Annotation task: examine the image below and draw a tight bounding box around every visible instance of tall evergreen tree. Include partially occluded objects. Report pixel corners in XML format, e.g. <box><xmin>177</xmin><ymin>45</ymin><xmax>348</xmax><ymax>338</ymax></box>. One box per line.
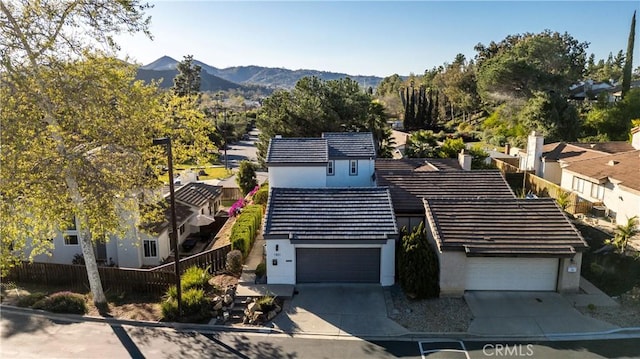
<box><xmin>172</xmin><ymin>55</ymin><xmax>202</xmax><ymax>97</ymax></box>
<box><xmin>622</xmin><ymin>11</ymin><xmax>636</xmax><ymax>99</ymax></box>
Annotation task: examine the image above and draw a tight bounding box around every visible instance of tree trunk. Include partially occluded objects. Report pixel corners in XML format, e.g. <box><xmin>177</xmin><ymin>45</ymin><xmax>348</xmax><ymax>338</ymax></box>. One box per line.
<box><xmin>67</xmin><ymin>201</ymin><xmax>107</xmax><ymax>307</ymax></box>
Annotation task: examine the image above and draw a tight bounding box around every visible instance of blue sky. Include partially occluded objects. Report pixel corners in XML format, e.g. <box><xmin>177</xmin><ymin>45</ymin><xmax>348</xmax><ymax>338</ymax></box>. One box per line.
<box><xmin>116</xmin><ymin>1</ymin><xmax>640</xmax><ymax>77</ymax></box>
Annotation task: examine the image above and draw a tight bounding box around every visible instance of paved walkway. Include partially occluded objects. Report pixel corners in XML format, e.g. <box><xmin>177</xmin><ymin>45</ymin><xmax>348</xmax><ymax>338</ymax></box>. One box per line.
<box><xmin>236</xmin><ymin>234</ymin><xmax>295</xmax><ymax>298</ymax></box>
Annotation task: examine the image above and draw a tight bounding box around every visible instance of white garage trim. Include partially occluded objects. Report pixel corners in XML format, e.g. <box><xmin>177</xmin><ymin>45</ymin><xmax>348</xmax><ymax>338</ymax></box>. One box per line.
<box><xmin>465</xmin><ymin>257</ymin><xmax>559</xmax><ymax>291</ymax></box>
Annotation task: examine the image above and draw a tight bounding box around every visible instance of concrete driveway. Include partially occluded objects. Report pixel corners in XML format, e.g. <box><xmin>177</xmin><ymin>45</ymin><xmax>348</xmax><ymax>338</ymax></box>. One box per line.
<box><xmin>464</xmin><ymin>291</ymin><xmax>619</xmax><ymax>337</ymax></box>
<box><xmin>269</xmin><ymin>284</ymin><xmax>409</xmax><ymax>337</ymax></box>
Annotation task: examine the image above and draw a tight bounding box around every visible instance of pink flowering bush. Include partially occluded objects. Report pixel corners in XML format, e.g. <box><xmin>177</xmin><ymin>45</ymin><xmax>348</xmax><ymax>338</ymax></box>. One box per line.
<box><xmin>227</xmin><ymin>198</ymin><xmax>246</xmax><ymax>217</ymax></box>
<box><xmin>248</xmin><ymin>185</ymin><xmax>260</xmax><ymax>197</ymax></box>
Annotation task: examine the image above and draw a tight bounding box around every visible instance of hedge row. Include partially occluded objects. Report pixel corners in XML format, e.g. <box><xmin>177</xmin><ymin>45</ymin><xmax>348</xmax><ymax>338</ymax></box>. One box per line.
<box><xmin>230</xmin><ymin>205</ymin><xmax>263</xmax><ymax>256</ymax></box>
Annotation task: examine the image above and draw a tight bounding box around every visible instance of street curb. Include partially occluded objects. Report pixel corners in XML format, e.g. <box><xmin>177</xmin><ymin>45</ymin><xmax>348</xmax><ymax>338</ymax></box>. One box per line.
<box><xmin>3</xmin><ymin>304</ymin><xmax>639</xmax><ymax>341</ymax></box>
<box><xmin>0</xmin><ymin>304</ymin><xmax>282</xmax><ymax>334</ymax></box>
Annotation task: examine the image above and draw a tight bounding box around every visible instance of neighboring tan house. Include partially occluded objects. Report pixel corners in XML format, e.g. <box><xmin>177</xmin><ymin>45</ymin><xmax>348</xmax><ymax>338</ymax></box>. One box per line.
<box><xmin>263</xmin><ymin>187</ymin><xmax>398</xmax><ymax>286</ymax></box>
<box><xmin>561</xmin><ymin>150</ymin><xmax>640</xmax><ymax>224</ymax></box>
<box><xmin>266</xmin><ymin>132</ymin><xmax>376</xmax><ymax>188</ymax></box>
<box><xmin>377</xmin><ymin>170</ymin><xmax>515</xmax><ymax>231</ymax></box>
<box><xmin>424</xmin><ymin>198</ymin><xmax>588</xmax><ymax>296</ymax></box>
<box><xmin>31</xmin><ymin>181</ymin><xmax>222</xmax><ymax>268</ymax></box>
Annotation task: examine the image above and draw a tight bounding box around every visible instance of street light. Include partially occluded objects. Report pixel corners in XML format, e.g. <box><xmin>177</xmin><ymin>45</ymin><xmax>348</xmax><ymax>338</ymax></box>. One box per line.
<box><xmin>223</xmin><ymin>109</ymin><xmax>229</xmax><ymax>170</ymax></box>
<box><xmin>152</xmin><ymin>136</ymin><xmax>181</xmax><ymax>318</ymax></box>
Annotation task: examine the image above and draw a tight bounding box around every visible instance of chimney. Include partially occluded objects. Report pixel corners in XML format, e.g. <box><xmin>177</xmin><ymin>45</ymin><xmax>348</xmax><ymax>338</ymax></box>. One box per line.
<box><xmin>632</xmin><ymin>126</ymin><xmax>640</xmax><ymax>150</ymax></box>
<box><xmin>504</xmin><ymin>143</ymin><xmax>511</xmax><ymax>155</ymax></box>
<box><xmin>458</xmin><ymin>149</ymin><xmax>472</xmax><ymax>171</ymax></box>
<box><xmin>521</xmin><ymin>131</ymin><xmax>544</xmax><ymax>176</ymax></box>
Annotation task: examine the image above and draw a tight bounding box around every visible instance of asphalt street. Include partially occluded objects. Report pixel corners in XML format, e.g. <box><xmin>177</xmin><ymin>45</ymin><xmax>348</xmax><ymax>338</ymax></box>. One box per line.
<box><xmin>2</xmin><ymin>310</ymin><xmax>640</xmax><ymax>359</ymax></box>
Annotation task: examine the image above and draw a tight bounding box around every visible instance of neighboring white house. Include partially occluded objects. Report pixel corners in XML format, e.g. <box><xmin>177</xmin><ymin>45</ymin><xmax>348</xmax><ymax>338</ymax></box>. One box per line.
<box><xmin>263</xmin><ymin>187</ymin><xmax>398</xmax><ymax>286</ymax></box>
<box><xmin>519</xmin><ymin>131</ymin><xmax>636</xmax><ymax>185</ymax></box>
<box><xmin>518</xmin><ymin>127</ymin><xmax>640</xmax><ymax>224</ymax></box>
<box><xmin>560</xmin><ymin>149</ymin><xmax>640</xmax><ymax>224</ymax></box>
<box><xmin>30</xmin><ymin>181</ymin><xmax>222</xmax><ymax>268</ymax></box>
<box><xmin>266</xmin><ymin>132</ymin><xmax>376</xmax><ymax>188</ymax></box>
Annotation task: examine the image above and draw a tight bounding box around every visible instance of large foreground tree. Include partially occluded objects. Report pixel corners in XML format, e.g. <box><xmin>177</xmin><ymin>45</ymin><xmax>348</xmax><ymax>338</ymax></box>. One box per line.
<box><xmin>0</xmin><ymin>0</ymin><xmax>159</xmax><ymax>306</ymax></box>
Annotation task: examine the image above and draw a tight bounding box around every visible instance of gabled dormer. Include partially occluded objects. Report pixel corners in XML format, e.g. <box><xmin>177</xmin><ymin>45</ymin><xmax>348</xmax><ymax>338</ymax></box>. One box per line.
<box><xmin>265</xmin><ymin>132</ymin><xmax>377</xmax><ymax>188</ymax></box>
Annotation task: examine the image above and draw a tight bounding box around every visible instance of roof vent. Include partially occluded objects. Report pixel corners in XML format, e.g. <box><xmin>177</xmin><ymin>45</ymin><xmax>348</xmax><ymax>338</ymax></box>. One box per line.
<box><xmin>607</xmin><ymin>160</ymin><xmax>619</xmax><ymax>166</ymax></box>
<box><xmin>590</xmin><ymin>144</ymin><xmax>596</xmax><ymax>148</ymax></box>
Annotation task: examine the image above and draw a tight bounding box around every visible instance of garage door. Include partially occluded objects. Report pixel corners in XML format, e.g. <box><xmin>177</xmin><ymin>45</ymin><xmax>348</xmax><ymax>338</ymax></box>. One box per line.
<box><xmin>296</xmin><ymin>248</ymin><xmax>380</xmax><ymax>283</ymax></box>
<box><xmin>465</xmin><ymin>257</ymin><xmax>558</xmax><ymax>291</ymax></box>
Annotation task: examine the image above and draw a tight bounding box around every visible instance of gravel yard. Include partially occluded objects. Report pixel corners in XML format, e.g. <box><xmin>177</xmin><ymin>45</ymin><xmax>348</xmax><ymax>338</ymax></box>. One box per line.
<box><xmin>386</xmin><ymin>284</ymin><xmax>472</xmax><ymax>332</ymax></box>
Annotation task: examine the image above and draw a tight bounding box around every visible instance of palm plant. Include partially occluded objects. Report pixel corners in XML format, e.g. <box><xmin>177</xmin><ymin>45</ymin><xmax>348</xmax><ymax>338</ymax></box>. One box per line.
<box><xmin>605</xmin><ymin>216</ymin><xmax>639</xmax><ymax>254</ymax></box>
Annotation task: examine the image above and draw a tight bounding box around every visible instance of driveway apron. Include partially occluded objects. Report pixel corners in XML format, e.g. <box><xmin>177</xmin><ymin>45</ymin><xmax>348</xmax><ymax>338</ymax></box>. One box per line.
<box><xmin>464</xmin><ymin>291</ymin><xmax>619</xmax><ymax>337</ymax></box>
<box><xmin>269</xmin><ymin>284</ymin><xmax>409</xmax><ymax>337</ymax></box>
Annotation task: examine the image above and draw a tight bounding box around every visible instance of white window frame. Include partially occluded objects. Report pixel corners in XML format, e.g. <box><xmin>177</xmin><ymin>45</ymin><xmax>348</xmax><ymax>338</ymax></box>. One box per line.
<box><xmin>572</xmin><ymin>176</ymin><xmax>585</xmax><ymax>193</ymax></box>
<box><xmin>349</xmin><ymin>160</ymin><xmax>358</xmax><ymax>176</ymax></box>
<box><xmin>143</xmin><ymin>239</ymin><xmax>158</xmax><ymax>258</ymax></box>
<box><xmin>64</xmin><ymin>234</ymin><xmax>79</xmax><ymax>246</ymax></box>
<box><xmin>591</xmin><ymin>183</ymin><xmax>605</xmax><ymax>200</ymax></box>
<box><xmin>327</xmin><ymin>160</ymin><xmax>335</xmax><ymax>176</ymax></box>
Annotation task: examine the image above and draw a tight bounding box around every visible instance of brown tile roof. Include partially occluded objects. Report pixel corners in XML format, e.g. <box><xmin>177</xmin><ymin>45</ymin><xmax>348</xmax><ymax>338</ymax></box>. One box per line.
<box><xmin>424</xmin><ymin>198</ymin><xmax>588</xmax><ymax>257</ymax></box>
<box><xmin>564</xmin><ymin>150</ymin><xmax>640</xmax><ymax>193</ymax></box>
<box><xmin>375</xmin><ymin>158</ymin><xmax>462</xmax><ymax>174</ymax></box>
<box><xmin>377</xmin><ymin>170</ymin><xmax>515</xmax><ymax>214</ymax></box>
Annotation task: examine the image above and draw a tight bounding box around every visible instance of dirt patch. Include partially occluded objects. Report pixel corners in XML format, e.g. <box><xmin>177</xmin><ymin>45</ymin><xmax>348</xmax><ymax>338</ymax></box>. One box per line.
<box><xmin>578</xmin><ymin>302</ymin><xmax>640</xmax><ymax>328</ymax></box>
<box><xmin>2</xmin><ymin>274</ymin><xmax>239</xmax><ymax>323</ymax></box>
<box><xmin>209</xmin><ymin>274</ymin><xmax>239</xmax><ymax>290</ymax></box>
<box><xmin>388</xmin><ymin>284</ymin><xmax>471</xmax><ymax>332</ymax></box>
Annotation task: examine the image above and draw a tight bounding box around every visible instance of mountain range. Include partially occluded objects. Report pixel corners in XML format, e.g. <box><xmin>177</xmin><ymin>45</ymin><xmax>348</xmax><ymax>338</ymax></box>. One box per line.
<box><xmin>136</xmin><ymin>56</ymin><xmax>383</xmax><ymax>92</ymax></box>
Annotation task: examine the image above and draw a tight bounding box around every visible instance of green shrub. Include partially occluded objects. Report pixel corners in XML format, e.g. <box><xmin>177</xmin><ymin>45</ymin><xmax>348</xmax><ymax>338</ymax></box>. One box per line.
<box><xmin>161</xmin><ymin>288</ymin><xmax>211</xmax><ymax>322</ymax></box>
<box><xmin>253</xmin><ymin>188</ymin><xmax>269</xmax><ymax>205</ymax></box>
<box><xmin>230</xmin><ymin>205</ymin><xmax>263</xmax><ymax>256</ymax></box>
<box><xmin>161</xmin><ymin>298</ymin><xmax>179</xmax><ymax>320</ymax></box>
<box><xmin>255</xmin><ymin>295</ymin><xmax>276</xmax><ymax>312</ymax></box>
<box><xmin>181</xmin><ymin>266</ymin><xmax>210</xmax><ymax>291</ymax></box>
<box><xmin>16</xmin><ymin>292</ymin><xmax>47</xmax><ymax>308</ymax></box>
<box><xmin>226</xmin><ymin>250</ymin><xmax>243</xmax><ymax>275</ymax></box>
<box><xmin>32</xmin><ymin>291</ymin><xmax>87</xmax><ymax>314</ymax></box>
<box><xmin>255</xmin><ymin>262</ymin><xmax>266</xmax><ymax>278</ymax></box>
<box><xmin>397</xmin><ymin>222</ymin><xmax>440</xmax><ymax>299</ymax></box>
<box><xmin>165</xmin><ymin>285</ymin><xmax>178</xmax><ymax>301</ymax></box>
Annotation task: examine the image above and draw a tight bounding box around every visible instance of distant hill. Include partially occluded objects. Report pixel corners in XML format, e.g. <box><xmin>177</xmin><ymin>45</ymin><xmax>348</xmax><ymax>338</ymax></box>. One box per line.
<box><xmin>137</xmin><ymin>56</ymin><xmax>245</xmax><ymax>92</ymax></box>
<box><xmin>138</xmin><ymin>56</ymin><xmax>384</xmax><ymax>90</ymax></box>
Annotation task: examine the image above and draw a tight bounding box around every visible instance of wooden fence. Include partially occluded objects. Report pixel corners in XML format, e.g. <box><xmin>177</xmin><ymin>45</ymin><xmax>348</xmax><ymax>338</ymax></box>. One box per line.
<box><xmin>221</xmin><ymin>187</ymin><xmax>242</xmax><ymax>201</ymax></box>
<box><xmin>152</xmin><ymin>244</ymin><xmax>231</xmax><ymax>274</ymax></box>
<box><xmin>492</xmin><ymin>158</ymin><xmax>593</xmax><ymax>215</ymax></box>
<box><xmin>525</xmin><ymin>173</ymin><xmax>592</xmax><ymax>215</ymax></box>
<box><xmin>5</xmin><ymin>262</ymin><xmax>175</xmax><ymax>294</ymax></box>
<box><xmin>492</xmin><ymin>158</ymin><xmax>521</xmax><ymax>174</ymax></box>
<box><xmin>5</xmin><ymin>244</ymin><xmax>232</xmax><ymax>294</ymax></box>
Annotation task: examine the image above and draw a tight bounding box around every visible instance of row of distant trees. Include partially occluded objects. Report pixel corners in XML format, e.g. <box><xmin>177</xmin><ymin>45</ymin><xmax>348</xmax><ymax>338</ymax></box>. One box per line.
<box><xmin>376</xmin><ymin>13</ymin><xmax>638</xmax><ymax>148</ymax></box>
